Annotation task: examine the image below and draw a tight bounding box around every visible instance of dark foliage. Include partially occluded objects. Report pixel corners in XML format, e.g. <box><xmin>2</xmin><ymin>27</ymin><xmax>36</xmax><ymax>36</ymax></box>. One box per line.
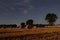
<box><xmin>33</xmin><ymin>24</ymin><xmax>45</xmax><ymax>27</ymax></box>
<box><xmin>0</xmin><ymin>24</ymin><xmax>17</xmax><ymax>28</ymax></box>
<box><xmin>26</xmin><ymin>19</ymin><xmax>33</xmax><ymax>29</ymax></box>
<box><xmin>45</xmin><ymin>13</ymin><xmax>58</xmax><ymax>25</ymax></box>
<box><xmin>26</xmin><ymin>19</ymin><xmax>33</xmax><ymax>25</ymax></box>
<box><xmin>21</xmin><ymin>22</ymin><xmax>26</xmax><ymax>28</ymax></box>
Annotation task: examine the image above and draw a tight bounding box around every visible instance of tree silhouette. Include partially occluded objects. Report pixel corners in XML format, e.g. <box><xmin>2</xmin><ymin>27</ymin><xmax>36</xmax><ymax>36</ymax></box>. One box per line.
<box><xmin>45</xmin><ymin>13</ymin><xmax>58</xmax><ymax>25</ymax></box>
<box><xmin>26</xmin><ymin>19</ymin><xmax>33</xmax><ymax>29</ymax></box>
<box><xmin>21</xmin><ymin>22</ymin><xmax>25</xmax><ymax>28</ymax></box>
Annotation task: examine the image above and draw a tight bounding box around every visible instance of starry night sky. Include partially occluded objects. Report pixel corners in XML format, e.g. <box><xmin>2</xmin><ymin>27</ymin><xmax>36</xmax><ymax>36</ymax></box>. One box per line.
<box><xmin>0</xmin><ymin>0</ymin><xmax>60</xmax><ymax>25</ymax></box>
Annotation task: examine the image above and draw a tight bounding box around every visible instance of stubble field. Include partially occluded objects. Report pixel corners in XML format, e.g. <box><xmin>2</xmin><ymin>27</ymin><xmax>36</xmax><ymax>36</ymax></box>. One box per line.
<box><xmin>0</xmin><ymin>26</ymin><xmax>60</xmax><ymax>40</ymax></box>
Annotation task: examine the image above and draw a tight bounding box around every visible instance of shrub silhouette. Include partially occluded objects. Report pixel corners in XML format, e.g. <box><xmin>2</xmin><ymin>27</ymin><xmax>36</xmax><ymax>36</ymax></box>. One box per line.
<box><xmin>26</xmin><ymin>19</ymin><xmax>33</xmax><ymax>29</ymax></box>
<box><xmin>21</xmin><ymin>22</ymin><xmax>26</xmax><ymax>28</ymax></box>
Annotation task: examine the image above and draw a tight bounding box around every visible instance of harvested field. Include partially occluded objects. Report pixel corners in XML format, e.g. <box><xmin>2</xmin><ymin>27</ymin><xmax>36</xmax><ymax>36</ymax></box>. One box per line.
<box><xmin>0</xmin><ymin>27</ymin><xmax>60</xmax><ymax>40</ymax></box>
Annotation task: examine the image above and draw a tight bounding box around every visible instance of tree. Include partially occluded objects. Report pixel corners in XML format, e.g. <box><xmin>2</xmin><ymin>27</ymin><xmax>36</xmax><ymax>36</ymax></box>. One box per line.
<box><xmin>21</xmin><ymin>22</ymin><xmax>25</xmax><ymax>28</ymax></box>
<box><xmin>26</xmin><ymin>19</ymin><xmax>33</xmax><ymax>29</ymax></box>
<box><xmin>45</xmin><ymin>13</ymin><xmax>58</xmax><ymax>25</ymax></box>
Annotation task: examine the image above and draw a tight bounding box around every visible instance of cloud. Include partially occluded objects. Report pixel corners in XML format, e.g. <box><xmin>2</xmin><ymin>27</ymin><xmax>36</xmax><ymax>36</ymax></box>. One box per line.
<box><xmin>24</xmin><ymin>5</ymin><xmax>34</xmax><ymax>14</ymax></box>
<box><xmin>24</xmin><ymin>9</ymin><xmax>28</xmax><ymax>14</ymax></box>
<box><xmin>24</xmin><ymin>0</ymin><xmax>30</xmax><ymax>3</ymax></box>
<box><xmin>23</xmin><ymin>0</ymin><xmax>30</xmax><ymax>14</ymax></box>
<box><xmin>29</xmin><ymin>5</ymin><xmax>34</xmax><ymax>9</ymax></box>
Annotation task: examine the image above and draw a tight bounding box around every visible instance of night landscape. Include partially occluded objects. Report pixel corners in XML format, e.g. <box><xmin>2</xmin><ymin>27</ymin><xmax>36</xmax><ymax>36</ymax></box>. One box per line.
<box><xmin>0</xmin><ymin>0</ymin><xmax>60</xmax><ymax>40</ymax></box>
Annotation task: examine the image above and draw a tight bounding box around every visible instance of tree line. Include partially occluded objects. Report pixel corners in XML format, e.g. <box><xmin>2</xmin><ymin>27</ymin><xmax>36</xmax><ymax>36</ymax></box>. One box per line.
<box><xmin>21</xmin><ymin>13</ymin><xmax>58</xmax><ymax>29</ymax></box>
<box><xmin>0</xmin><ymin>13</ymin><xmax>58</xmax><ymax>28</ymax></box>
